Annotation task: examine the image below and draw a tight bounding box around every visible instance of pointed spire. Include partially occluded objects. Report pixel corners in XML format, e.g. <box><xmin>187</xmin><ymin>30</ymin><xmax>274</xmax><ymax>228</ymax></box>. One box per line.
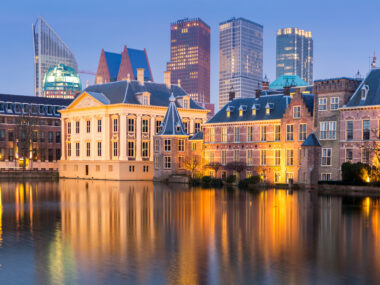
<box><xmin>157</xmin><ymin>93</ymin><xmax>187</xmax><ymax>136</ymax></box>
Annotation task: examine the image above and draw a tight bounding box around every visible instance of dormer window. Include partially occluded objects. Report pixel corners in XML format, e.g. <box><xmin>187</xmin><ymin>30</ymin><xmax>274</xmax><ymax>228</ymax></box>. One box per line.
<box><xmin>239</xmin><ymin>105</ymin><xmax>247</xmax><ymax>117</ymax></box>
<box><xmin>265</xmin><ymin>103</ymin><xmax>270</xmax><ymax>115</ymax></box>
<box><xmin>252</xmin><ymin>104</ymin><xmax>259</xmax><ymax>116</ymax></box>
<box><xmin>227</xmin><ymin>110</ymin><xmax>230</xmax><ymax>118</ymax></box>
<box><xmin>361</xmin><ymin>85</ymin><xmax>369</xmax><ymax>100</ymax></box>
<box><xmin>183</xmin><ymin>98</ymin><xmax>189</xmax><ymax>109</ymax></box>
<box><xmin>142</xmin><ymin>94</ymin><xmax>150</xmax><ymax>105</ymax></box>
<box><xmin>226</xmin><ymin>106</ymin><xmax>234</xmax><ymax>118</ymax></box>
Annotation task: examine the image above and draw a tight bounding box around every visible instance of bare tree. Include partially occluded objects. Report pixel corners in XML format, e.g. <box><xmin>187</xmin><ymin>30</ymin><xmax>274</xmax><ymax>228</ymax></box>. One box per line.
<box><xmin>205</xmin><ymin>162</ymin><xmax>222</xmax><ymax>177</ymax></box>
<box><xmin>226</xmin><ymin>161</ymin><xmax>247</xmax><ymax>178</ymax></box>
<box><xmin>15</xmin><ymin>112</ymin><xmax>38</xmax><ymax>170</ymax></box>
<box><xmin>183</xmin><ymin>154</ymin><xmax>201</xmax><ymax>178</ymax></box>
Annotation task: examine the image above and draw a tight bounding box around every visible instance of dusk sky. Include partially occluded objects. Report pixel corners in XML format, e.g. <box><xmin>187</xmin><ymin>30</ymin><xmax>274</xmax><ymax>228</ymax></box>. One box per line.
<box><xmin>1</xmin><ymin>0</ymin><xmax>379</xmax><ymax>106</ymax></box>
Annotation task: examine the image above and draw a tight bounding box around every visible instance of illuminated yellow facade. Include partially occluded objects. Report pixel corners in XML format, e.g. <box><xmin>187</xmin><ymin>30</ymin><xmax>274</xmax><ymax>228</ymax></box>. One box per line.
<box><xmin>59</xmin><ymin>73</ymin><xmax>208</xmax><ymax>180</ymax></box>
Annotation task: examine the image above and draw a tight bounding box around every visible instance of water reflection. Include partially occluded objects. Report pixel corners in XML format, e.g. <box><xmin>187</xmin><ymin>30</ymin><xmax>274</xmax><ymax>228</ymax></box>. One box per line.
<box><xmin>0</xmin><ymin>181</ymin><xmax>379</xmax><ymax>284</ymax></box>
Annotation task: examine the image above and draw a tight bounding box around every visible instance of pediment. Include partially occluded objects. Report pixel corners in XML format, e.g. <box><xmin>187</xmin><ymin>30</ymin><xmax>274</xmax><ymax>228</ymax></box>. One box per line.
<box><xmin>66</xmin><ymin>92</ymin><xmax>104</xmax><ymax>110</ymax></box>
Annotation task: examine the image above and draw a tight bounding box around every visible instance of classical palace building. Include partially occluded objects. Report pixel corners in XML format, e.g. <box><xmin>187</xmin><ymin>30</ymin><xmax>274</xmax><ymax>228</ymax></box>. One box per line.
<box><xmin>339</xmin><ymin>69</ymin><xmax>380</xmax><ymax>168</ymax></box>
<box><xmin>59</xmin><ymin>70</ymin><xmax>208</xmax><ymax>180</ymax></box>
<box><xmin>203</xmin><ymin>89</ymin><xmax>314</xmax><ymax>183</ymax></box>
<box><xmin>0</xmin><ymin>94</ymin><xmax>72</xmax><ymax>169</ymax></box>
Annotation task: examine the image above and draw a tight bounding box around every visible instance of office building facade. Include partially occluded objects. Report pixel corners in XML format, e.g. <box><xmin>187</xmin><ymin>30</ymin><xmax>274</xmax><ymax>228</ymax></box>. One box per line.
<box><xmin>167</xmin><ymin>18</ymin><xmax>210</xmax><ymax>105</ymax></box>
<box><xmin>219</xmin><ymin>18</ymin><xmax>263</xmax><ymax>109</ymax></box>
<box><xmin>276</xmin><ymin>28</ymin><xmax>313</xmax><ymax>84</ymax></box>
<box><xmin>33</xmin><ymin>16</ymin><xmax>78</xmax><ymax>97</ymax></box>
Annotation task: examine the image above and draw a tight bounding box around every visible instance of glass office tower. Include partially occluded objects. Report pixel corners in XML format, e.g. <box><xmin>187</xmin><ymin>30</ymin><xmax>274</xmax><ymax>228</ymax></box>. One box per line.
<box><xmin>167</xmin><ymin>18</ymin><xmax>210</xmax><ymax>104</ymax></box>
<box><xmin>219</xmin><ymin>17</ymin><xmax>263</xmax><ymax>109</ymax></box>
<box><xmin>276</xmin><ymin>28</ymin><xmax>313</xmax><ymax>85</ymax></box>
<box><xmin>33</xmin><ymin>16</ymin><xmax>78</xmax><ymax>97</ymax></box>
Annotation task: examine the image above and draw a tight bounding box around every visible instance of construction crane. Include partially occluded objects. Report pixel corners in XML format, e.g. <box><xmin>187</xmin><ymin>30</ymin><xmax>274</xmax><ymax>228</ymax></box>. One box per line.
<box><xmin>78</xmin><ymin>70</ymin><xmax>96</xmax><ymax>76</ymax></box>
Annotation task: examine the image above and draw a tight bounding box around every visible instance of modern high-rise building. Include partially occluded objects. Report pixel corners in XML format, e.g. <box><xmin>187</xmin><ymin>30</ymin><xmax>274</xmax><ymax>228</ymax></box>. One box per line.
<box><xmin>167</xmin><ymin>18</ymin><xmax>210</xmax><ymax>105</ymax></box>
<box><xmin>33</xmin><ymin>16</ymin><xmax>78</xmax><ymax>97</ymax></box>
<box><xmin>276</xmin><ymin>28</ymin><xmax>313</xmax><ymax>85</ymax></box>
<box><xmin>219</xmin><ymin>17</ymin><xmax>263</xmax><ymax>109</ymax></box>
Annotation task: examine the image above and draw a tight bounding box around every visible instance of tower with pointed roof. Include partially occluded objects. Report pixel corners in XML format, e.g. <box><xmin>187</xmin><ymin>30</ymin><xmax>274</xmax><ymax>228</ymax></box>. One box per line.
<box><xmin>154</xmin><ymin>94</ymin><xmax>204</xmax><ymax>182</ymax></box>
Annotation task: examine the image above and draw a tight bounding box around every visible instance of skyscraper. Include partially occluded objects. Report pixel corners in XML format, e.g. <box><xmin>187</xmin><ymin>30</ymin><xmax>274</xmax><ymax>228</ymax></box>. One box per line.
<box><xmin>276</xmin><ymin>28</ymin><xmax>313</xmax><ymax>84</ymax></box>
<box><xmin>219</xmin><ymin>17</ymin><xmax>263</xmax><ymax>109</ymax></box>
<box><xmin>33</xmin><ymin>16</ymin><xmax>78</xmax><ymax>97</ymax></box>
<box><xmin>167</xmin><ymin>18</ymin><xmax>210</xmax><ymax>105</ymax></box>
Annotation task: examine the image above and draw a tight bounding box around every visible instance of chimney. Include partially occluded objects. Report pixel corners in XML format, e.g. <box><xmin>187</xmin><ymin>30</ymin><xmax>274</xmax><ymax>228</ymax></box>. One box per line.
<box><xmin>255</xmin><ymin>89</ymin><xmax>261</xmax><ymax>98</ymax></box>
<box><xmin>229</xmin><ymin>88</ymin><xmax>235</xmax><ymax>101</ymax></box>
<box><xmin>177</xmin><ymin>79</ymin><xmax>181</xmax><ymax>87</ymax></box>
<box><xmin>262</xmin><ymin>74</ymin><xmax>269</xmax><ymax>90</ymax></box>
<box><xmin>127</xmin><ymin>73</ymin><xmax>131</xmax><ymax>82</ymax></box>
<box><xmin>284</xmin><ymin>86</ymin><xmax>291</xmax><ymax>96</ymax></box>
<box><xmin>86</xmin><ymin>80</ymin><xmax>89</xmax><ymax>88</ymax></box>
<box><xmin>137</xmin><ymin>68</ymin><xmax>144</xmax><ymax>85</ymax></box>
<box><xmin>164</xmin><ymin>71</ymin><xmax>171</xmax><ymax>88</ymax></box>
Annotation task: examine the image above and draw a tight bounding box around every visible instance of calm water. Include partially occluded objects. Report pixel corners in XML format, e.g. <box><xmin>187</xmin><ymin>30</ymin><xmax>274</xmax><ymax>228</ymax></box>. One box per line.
<box><xmin>0</xmin><ymin>180</ymin><xmax>379</xmax><ymax>285</ymax></box>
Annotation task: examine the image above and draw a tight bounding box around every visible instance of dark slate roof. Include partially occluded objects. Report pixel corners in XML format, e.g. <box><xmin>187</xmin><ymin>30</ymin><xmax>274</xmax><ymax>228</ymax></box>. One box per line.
<box><xmin>302</xmin><ymin>94</ymin><xmax>314</xmax><ymax>115</ymax></box>
<box><xmin>314</xmin><ymin>77</ymin><xmax>362</xmax><ymax>82</ymax></box>
<box><xmin>207</xmin><ymin>93</ymin><xmax>314</xmax><ymax>124</ymax></box>
<box><xmin>207</xmin><ymin>95</ymin><xmax>290</xmax><ymax>124</ymax></box>
<box><xmin>345</xmin><ymin>69</ymin><xmax>380</xmax><ymax>108</ymax></box>
<box><xmin>127</xmin><ymin>48</ymin><xmax>152</xmax><ymax>81</ymax></box>
<box><xmin>86</xmin><ymin>92</ymin><xmax>111</xmax><ymax>105</ymax></box>
<box><xmin>84</xmin><ymin>80</ymin><xmax>204</xmax><ymax>109</ymax></box>
<box><xmin>104</xmin><ymin>52</ymin><xmax>122</xmax><ymax>81</ymax></box>
<box><xmin>0</xmin><ymin>94</ymin><xmax>73</xmax><ymax>117</ymax></box>
<box><xmin>0</xmin><ymin>93</ymin><xmax>73</xmax><ymax>106</ymax></box>
<box><xmin>189</xmin><ymin>132</ymin><xmax>203</xmax><ymax>140</ymax></box>
<box><xmin>157</xmin><ymin>94</ymin><xmax>187</xmax><ymax>136</ymax></box>
<box><xmin>302</xmin><ymin>133</ymin><xmax>321</xmax><ymax>147</ymax></box>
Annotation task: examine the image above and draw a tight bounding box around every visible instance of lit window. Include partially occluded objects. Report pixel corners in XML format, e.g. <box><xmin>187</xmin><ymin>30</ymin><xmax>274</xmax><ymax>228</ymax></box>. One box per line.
<box><xmin>275</xmin><ymin>150</ymin><xmax>281</xmax><ymax>166</ymax></box>
<box><xmin>164</xmin><ymin>139</ymin><xmax>171</xmax><ymax>151</ymax></box>
<box><xmin>319</xmin><ymin>98</ymin><xmax>327</xmax><ymax>111</ymax></box>
<box><xmin>275</xmin><ymin>125</ymin><xmax>281</xmax><ymax>141</ymax></box>
<box><xmin>330</xmin><ymin>97</ymin><xmax>339</xmax><ymax>110</ymax></box>
<box><xmin>178</xmin><ymin>139</ymin><xmax>185</xmax><ymax>152</ymax></box>
<box><xmin>293</xmin><ymin>106</ymin><xmax>301</xmax><ymax>118</ymax></box>
<box><xmin>260</xmin><ymin>150</ymin><xmax>266</xmax><ymax>165</ymax></box>
<box><xmin>286</xmin><ymin>149</ymin><xmax>294</xmax><ymax>166</ymax></box>
<box><xmin>222</xmin><ymin>127</ymin><xmax>227</xmax><ymax>142</ymax></box>
<box><xmin>286</xmin><ymin>125</ymin><xmax>294</xmax><ymax>141</ymax></box>
<box><xmin>299</xmin><ymin>124</ymin><xmax>306</xmax><ymax>141</ymax></box>
<box><xmin>164</xmin><ymin>156</ymin><xmax>171</xmax><ymax>169</ymax></box>
<box><xmin>247</xmin><ymin>126</ymin><xmax>253</xmax><ymax>142</ymax></box>
<box><xmin>209</xmin><ymin>128</ymin><xmax>215</xmax><ymax>142</ymax></box>
<box><xmin>321</xmin><ymin>148</ymin><xmax>332</xmax><ymax>166</ymax></box>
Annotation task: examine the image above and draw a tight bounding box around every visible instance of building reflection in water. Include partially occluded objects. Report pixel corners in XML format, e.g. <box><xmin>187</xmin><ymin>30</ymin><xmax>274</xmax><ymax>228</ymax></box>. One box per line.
<box><xmin>0</xmin><ymin>181</ymin><xmax>379</xmax><ymax>284</ymax></box>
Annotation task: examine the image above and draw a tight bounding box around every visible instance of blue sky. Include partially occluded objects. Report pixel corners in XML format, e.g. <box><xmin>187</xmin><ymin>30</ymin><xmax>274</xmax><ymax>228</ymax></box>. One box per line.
<box><xmin>0</xmin><ymin>0</ymin><xmax>379</xmax><ymax>106</ymax></box>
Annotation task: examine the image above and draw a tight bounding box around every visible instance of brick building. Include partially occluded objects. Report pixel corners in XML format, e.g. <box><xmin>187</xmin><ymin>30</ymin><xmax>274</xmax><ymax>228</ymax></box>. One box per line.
<box><xmin>153</xmin><ymin>94</ymin><xmax>204</xmax><ymax>181</ymax></box>
<box><xmin>202</xmin><ymin>89</ymin><xmax>314</xmax><ymax>183</ymax></box>
<box><xmin>0</xmin><ymin>94</ymin><xmax>72</xmax><ymax>169</ymax></box>
<box><xmin>313</xmin><ymin>77</ymin><xmax>361</xmax><ymax>180</ymax></box>
<box><xmin>340</xmin><ymin>69</ymin><xmax>380</xmax><ymax>170</ymax></box>
<box><xmin>95</xmin><ymin>46</ymin><xmax>153</xmax><ymax>84</ymax></box>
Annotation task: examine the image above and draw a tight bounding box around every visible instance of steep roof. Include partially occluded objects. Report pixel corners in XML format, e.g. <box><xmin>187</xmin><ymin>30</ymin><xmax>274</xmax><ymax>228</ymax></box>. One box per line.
<box><xmin>302</xmin><ymin>133</ymin><xmax>321</xmax><ymax>147</ymax></box>
<box><xmin>345</xmin><ymin>69</ymin><xmax>380</xmax><ymax>108</ymax></box>
<box><xmin>104</xmin><ymin>48</ymin><xmax>153</xmax><ymax>82</ymax></box>
<box><xmin>189</xmin><ymin>132</ymin><xmax>203</xmax><ymax>140</ymax></box>
<box><xmin>269</xmin><ymin>75</ymin><xmax>309</xmax><ymax>90</ymax></box>
<box><xmin>84</xmin><ymin>80</ymin><xmax>204</xmax><ymax>109</ymax></box>
<box><xmin>157</xmin><ymin>94</ymin><xmax>187</xmax><ymax>136</ymax></box>
<box><xmin>104</xmin><ymin>52</ymin><xmax>122</xmax><ymax>81</ymax></box>
<box><xmin>206</xmin><ymin>93</ymin><xmax>314</xmax><ymax>124</ymax></box>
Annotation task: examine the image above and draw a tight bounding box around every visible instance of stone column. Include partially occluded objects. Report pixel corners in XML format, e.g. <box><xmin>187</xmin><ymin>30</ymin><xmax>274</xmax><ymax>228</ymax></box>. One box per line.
<box><xmin>104</xmin><ymin>115</ymin><xmax>110</xmax><ymax>160</ymax></box>
<box><xmin>150</xmin><ymin>116</ymin><xmax>155</xmax><ymax>161</ymax></box>
<box><xmin>190</xmin><ymin>118</ymin><xmax>195</xmax><ymax>135</ymax></box>
<box><xmin>136</xmin><ymin>115</ymin><xmax>142</xmax><ymax>161</ymax></box>
<box><xmin>61</xmin><ymin>118</ymin><xmax>66</xmax><ymax>160</ymax></box>
<box><xmin>120</xmin><ymin>114</ymin><xmax>127</xmax><ymax>160</ymax></box>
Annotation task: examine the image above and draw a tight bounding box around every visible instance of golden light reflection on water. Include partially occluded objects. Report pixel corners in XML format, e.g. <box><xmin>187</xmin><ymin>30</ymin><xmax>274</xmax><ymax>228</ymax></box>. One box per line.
<box><xmin>0</xmin><ymin>181</ymin><xmax>379</xmax><ymax>284</ymax></box>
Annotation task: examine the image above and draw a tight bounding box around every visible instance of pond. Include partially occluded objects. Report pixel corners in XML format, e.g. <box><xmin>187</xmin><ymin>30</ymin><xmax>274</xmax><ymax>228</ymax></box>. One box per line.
<box><xmin>0</xmin><ymin>180</ymin><xmax>379</xmax><ymax>284</ymax></box>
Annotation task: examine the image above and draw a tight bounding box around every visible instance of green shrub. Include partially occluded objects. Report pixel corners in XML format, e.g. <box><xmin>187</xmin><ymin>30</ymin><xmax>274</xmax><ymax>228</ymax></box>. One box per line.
<box><xmin>226</xmin><ymin>175</ymin><xmax>236</xmax><ymax>184</ymax></box>
<box><xmin>238</xmin><ymin>179</ymin><xmax>248</xmax><ymax>189</ymax></box>
<box><xmin>341</xmin><ymin>162</ymin><xmax>371</xmax><ymax>183</ymax></box>
<box><xmin>201</xmin><ymin>176</ymin><xmax>212</xmax><ymax>186</ymax></box>
<box><xmin>190</xmin><ymin>178</ymin><xmax>201</xmax><ymax>186</ymax></box>
<box><xmin>247</xmin><ymin>175</ymin><xmax>261</xmax><ymax>184</ymax></box>
<box><xmin>210</xmin><ymin>178</ymin><xmax>223</xmax><ymax>188</ymax></box>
